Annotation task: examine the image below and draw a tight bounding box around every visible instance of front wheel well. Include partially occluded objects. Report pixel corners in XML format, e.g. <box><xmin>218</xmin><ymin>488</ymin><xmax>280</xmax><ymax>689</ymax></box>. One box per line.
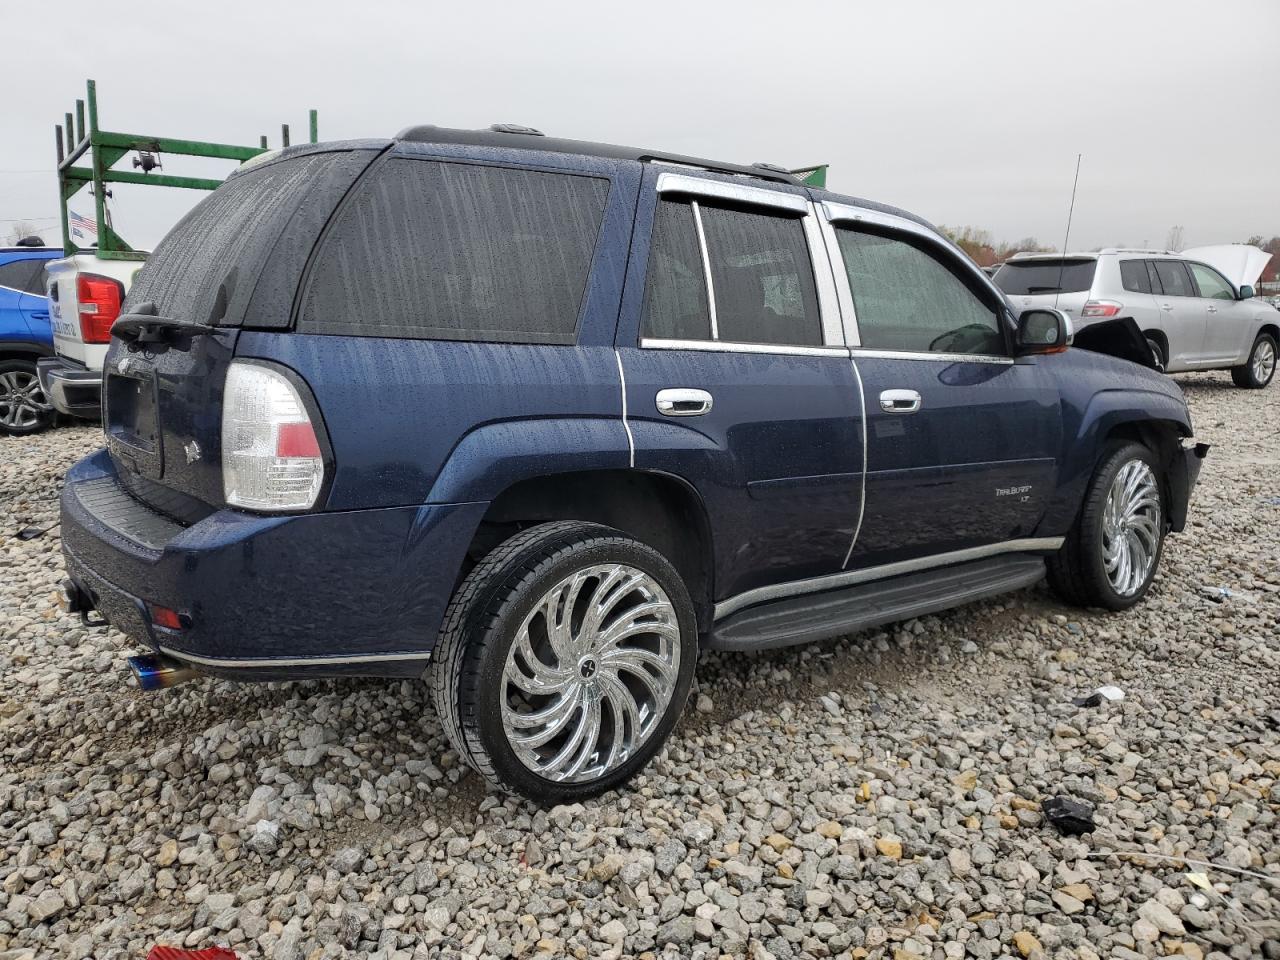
<box><xmin>1258</xmin><ymin>322</ymin><xmax>1279</xmax><ymax>346</ymax></box>
<box><xmin>467</xmin><ymin>471</ymin><xmax>715</xmax><ymax>631</ymax></box>
<box><xmin>1101</xmin><ymin>419</ymin><xmax>1187</xmax><ymax>528</ymax></box>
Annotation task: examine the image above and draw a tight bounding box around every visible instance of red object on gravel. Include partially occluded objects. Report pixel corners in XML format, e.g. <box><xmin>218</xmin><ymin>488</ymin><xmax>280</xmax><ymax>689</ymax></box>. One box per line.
<box><xmin>147</xmin><ymin>948</ymin><xmax>239</xmax><ymax>960</ymax></box>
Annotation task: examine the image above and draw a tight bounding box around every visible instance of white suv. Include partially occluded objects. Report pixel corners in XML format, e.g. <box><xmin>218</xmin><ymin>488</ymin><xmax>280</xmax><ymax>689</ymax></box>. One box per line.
<box><xmin>994</xmin><ymin>245</ymin><xmax>1277</xmax><ymax>388</ymax></box>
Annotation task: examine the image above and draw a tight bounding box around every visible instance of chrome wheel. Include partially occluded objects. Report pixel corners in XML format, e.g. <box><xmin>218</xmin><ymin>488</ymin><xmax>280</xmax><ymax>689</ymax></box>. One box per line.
<box><xmin>1252</xmin><ymin>338</ymin><xmax>1275</xmax><ymax>383</ymax></box>
<box><xmin>500</xmin><ymin>563</ymin><xmax>681</xmax><ymax>783</ymax></box>
<box><xmin>1101</xmin><ymin>460</ymin><xmax>1161</xmax><ymax>596</ymax></box>
<box><xmin>0</xmin><ymin>369</ymin><xmax>46</xmax><ymax>431</ymax></box>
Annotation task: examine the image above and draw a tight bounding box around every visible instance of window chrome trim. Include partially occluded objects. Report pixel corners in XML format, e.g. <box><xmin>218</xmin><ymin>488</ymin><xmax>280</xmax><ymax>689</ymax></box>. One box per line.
<box><xmin>852</xmin><ymin>347</ymin><xmax>1015</xmax><ymax>365</ymax></box>
<box><xmin>802</xmin><ymin>201</ymin><xmax>845</xmax><ymax>347</ymax></box>
<box><xmin>656</xmin><ymin>171</ymin><xmax>809</xmax><ymax>213</ymax></box>
<box><xmin>639</xmin><ymin>337</ymin><xmax>848</xmax><ymax>358</ymax></box>
<box><xmin>713</xmin><ymin>536</ymin><xmax>1065</xmax><ymax>620</ymax></box>
<box><xmin>689</xmin><ymin>200</ymin><xmax>719</xmax><ymax>340</ymax></box>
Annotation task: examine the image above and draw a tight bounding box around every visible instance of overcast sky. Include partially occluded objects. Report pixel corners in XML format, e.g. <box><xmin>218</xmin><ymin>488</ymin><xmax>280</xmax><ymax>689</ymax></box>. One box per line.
<box><xmin>3</xmin><ymin>0</ymin><xmax>1276</xmax><ymax>253</ymax></box>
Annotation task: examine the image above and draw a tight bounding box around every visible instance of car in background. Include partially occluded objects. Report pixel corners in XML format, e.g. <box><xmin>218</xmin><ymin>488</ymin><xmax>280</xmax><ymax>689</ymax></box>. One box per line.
<box><xmin>993</xmin><ymin>246</ymin><xmax>1277</xmax><ymax>387</ymax></box>
<box><xmin>0</xmin><ymin>239</ymin><xmax>62</xmax><ymax>435</ymax></box>
<box><xmin>37</xmin><ymin>252</ymin><xmax>145</xmax><ymax>420</ymax></box>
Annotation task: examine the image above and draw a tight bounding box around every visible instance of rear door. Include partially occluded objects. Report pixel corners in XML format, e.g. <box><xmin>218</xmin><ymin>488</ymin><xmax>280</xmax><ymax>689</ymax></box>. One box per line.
<box><xmin>822</xmin><ymin>203</ymin><xmax>1062</xmax><ymax>569</ymax></box>
<box><xmin>1149</xmin><ymin>259</ymin><xmax>1206</xmax><ymax>367</ymax></box>
<box><xmin>0</xmin><ymin>257</ymin><xmax>45</xmax><ymax>340</ymax></box>
<box><xmin>103</xmin><ymin>145</ymin><xmax>380</xmax><ymax>514</ymax></box>
<box><xmin>1187</xmin><ymin>260</ymin><xmax>1249</xmax><ymax>363</ymax></box>
<box><xmin>616</xmin><ymin>171</ymin><xmax>863</xmax><ymax>603</ymax></box>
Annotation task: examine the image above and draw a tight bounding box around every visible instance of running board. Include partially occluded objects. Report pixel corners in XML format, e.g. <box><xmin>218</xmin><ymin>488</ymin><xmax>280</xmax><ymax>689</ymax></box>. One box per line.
<box><xmin>706</xmin><ymin>554</ymin><xmax>1047</xmax><ymax>652</ymax></box>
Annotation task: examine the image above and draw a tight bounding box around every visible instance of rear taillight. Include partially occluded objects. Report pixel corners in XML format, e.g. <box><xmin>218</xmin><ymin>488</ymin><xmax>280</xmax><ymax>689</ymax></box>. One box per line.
<box><xmin>77</xmin><ymin>274</ymin><xmax>125</xmax><ymax>343</ymax></box>
<box><xmin>221</xmin><ymin>361</ymin><xmax>327</xmax><ymax>512</ymax></box>
<box><xmin>1080</xmin><ymin>299</ymin><xmax>1123</xmax><ymax>319</ymax></box>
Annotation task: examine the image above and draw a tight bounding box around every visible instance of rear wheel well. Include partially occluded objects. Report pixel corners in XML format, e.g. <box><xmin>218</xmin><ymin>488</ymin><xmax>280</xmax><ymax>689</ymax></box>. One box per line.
<box><xmin>468</xmin><ymin>471</ymin><xmax>715</xmax><ymax>630</ymax></box>
<box><xmin>1141</xmin><ymin>329</ymin><xmax>1168</xmax><ymax>360</ymax></box>
<box><xmin>0</xmin><ymin>349</ymin><xmax>42</xmax><ymax>365</ymax></box>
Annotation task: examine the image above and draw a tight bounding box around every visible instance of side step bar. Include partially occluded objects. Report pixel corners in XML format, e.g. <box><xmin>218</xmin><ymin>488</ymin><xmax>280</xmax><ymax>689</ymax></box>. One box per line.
<box><xmin>706</xmin><ymin>553</ymin><xmax>1047</xmax><ymax>652</ymax></box>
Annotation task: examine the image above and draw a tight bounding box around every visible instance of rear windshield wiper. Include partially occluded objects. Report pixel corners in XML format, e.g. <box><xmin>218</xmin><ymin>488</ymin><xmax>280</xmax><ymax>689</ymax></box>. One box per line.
<box><xmin>112</xmin><ymin>302</ymin><xmax>216</xmax><ymax>344</ymax></box>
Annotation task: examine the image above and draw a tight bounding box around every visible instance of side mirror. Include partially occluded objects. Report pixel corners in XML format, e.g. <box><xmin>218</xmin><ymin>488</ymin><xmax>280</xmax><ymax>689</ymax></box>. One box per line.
<box><xmin>1016</xmin><ymin>308</ymin><xmax>1072</xmax><ymax>356</ymax></box>
<box><xmin>1238</xmin><ymin>284</ymin><xmax>1255</xmax><ymax>300</ymax></box>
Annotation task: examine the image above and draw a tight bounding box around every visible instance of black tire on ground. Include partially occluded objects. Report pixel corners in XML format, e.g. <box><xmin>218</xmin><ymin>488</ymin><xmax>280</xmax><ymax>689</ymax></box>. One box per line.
<box><xmin>1230</xmin><ymin>332</ymin><xmax>1277</xmax><ymax>389</ymax></box>
<box><xmin>1145</xmin><ymin>336</ymin><xmax>1166</xmax><ymax>373</ymax></box>
<box><xmin>1047</xmin><ymin>441</ymin><xmax>1165</xmax><ymax>611</ymax></box>
<box><xmin>429</xmin><ymin>521</ymin><xmax>698</xmax><ymax>804</ymax></box>
<box><xmin>0</xmin><ymin>359</ymin><xmax>55</xmax><ymax>436</ymax></box>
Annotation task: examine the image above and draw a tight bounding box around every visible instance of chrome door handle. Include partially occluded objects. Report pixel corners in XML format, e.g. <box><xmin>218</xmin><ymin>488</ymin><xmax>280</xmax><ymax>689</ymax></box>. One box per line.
<box><xmin>1160</xmin><ymin>303</ymin><xmax>1174</xmax><ymax>311</ymax></box>
<box><xmin>879</xmin><ymin>389</ymin><xmax>921</xmax><ymax>414</ymax></box>
<box><xmin>656</xmin><ymin>388</ymin><xmax>713</xmax><ymax>417</ymax></box>
<box><xmin>1206</xmin><ymin>305</ymin><xmax>1218</xmax><ymax>313</ymax></box>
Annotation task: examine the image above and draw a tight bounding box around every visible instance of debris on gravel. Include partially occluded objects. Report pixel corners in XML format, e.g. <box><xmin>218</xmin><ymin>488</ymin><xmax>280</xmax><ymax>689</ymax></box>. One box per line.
<box><xmin>2</xmin><ymin>372</ymin><xmax>1278</xmax><ymax>960</ymax></box>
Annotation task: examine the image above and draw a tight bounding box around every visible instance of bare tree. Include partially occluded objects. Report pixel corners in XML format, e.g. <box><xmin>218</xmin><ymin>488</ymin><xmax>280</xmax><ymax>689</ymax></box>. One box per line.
<box><xmin>1165</xmin><ymin>225</ymin><xmax>1185</xmax><ymax>252</ymax></box>
<box><xmin>4</xmin><ymin>221</ymin><xmax>39</xmax><ymax>245</ymax></box>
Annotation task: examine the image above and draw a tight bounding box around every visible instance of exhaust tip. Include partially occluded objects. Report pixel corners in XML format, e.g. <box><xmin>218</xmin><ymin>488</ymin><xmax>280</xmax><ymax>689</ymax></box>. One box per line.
<box><xmin>127</xmin><ymin>654</ymin><xmax>199</xmax><ymax>692</ymax></box>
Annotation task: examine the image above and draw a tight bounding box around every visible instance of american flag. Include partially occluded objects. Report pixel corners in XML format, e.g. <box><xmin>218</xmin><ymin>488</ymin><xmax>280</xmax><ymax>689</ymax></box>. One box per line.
<box><xmin>69</xmin><ymin>209</ymin><xmax>97</xmax><ymax>242</ymax></box>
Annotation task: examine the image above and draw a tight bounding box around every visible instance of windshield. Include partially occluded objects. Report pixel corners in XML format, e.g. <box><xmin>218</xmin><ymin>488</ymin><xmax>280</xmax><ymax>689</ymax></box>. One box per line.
<box><xmin>993</xmin><ymin>259</ymin><xmax>1096</xmax><ymax>296</ymax></box>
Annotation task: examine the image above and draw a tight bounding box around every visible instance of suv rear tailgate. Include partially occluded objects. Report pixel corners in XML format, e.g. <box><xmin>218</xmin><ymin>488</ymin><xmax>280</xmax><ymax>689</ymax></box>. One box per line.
<box><xmin>103</xmin><ymin>142</ymin><xmax>384</xmax><ymax>517</ymax></box>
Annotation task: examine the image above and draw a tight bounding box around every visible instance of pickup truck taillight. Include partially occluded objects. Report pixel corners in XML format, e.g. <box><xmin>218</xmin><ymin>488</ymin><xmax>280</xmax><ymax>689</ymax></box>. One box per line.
<box><xmin>1080</xmin><ymin>299</ymin><xmax>1123</xmax><ymax>319</ymax></box>
<box><xmin>77</xmin><ymin>274</ymin><xmax>125</xmax><ymax>343</ymax></box>
<box><xmin>222</xmin><ymin>361</ymin><xmax>328</xmax><ymax>512</ymax></box>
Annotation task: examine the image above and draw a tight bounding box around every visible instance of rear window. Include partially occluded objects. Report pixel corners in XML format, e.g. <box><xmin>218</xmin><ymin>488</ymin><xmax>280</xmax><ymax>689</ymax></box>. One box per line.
<box><xmin>993</xmin><ymin>259</ymin><xmax>1096</xmax><ymax>296</ymax></box>
<box><xmin>126</xmin><ymin>150</ymin><xmax>374</xmax><ymax>326</ymax></box>
<box><xmin>298</xmin><ymin>159</ymin><xmax>610</xmax><ymax>344</ymax></box>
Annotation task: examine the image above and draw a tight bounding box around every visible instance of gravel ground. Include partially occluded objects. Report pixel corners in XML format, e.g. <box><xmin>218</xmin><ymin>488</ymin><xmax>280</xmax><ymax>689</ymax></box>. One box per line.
<box><xmin>1</xmin><ymin>371</ymin><xmax>1277</xmax><ymax>960</ymax></box>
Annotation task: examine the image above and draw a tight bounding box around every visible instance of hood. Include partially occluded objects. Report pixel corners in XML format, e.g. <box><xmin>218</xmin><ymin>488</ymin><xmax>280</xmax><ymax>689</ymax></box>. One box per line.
<box><xmin>1182</xmin><ymin>244</ymin><xmax>1272</xmax><ymax>290</ymax></box>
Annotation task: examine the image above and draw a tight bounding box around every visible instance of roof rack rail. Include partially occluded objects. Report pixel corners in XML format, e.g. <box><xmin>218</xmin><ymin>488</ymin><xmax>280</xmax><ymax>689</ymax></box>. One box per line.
<box><xmin>1096</xmin><ymin>247</ymin><xmax>1177</xmax><ymax>256</ymax></box>
<box><xmin>394</xmin><ymin>125</ymin><xmax>800</xmax><ymax>184</ymax></box>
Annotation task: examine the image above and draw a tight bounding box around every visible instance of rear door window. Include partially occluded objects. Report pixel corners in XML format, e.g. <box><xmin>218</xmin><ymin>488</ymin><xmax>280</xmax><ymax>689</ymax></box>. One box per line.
<box><xmin>992</xmin><ymin>259</ymin><xmax>1096</xmax><ymax>296</ymax></box>
<box><xmin>1188</xmin><ymin>262</ymin><xmax>1235</xmax><ymax>300</ymax></box>
<box><xmin>0</xmin><ymin>259</ymin><xmax>40</xmax><ymax>294</ymax></box>
<box><xmin>1120</xmin><ymin>259</ymin><xmax>1152</xmax><ymax>294</ymax></box>
<box><xmin>1152</xmin><ymin>260</ymin><xmax>1195</xmax><ymax>298</ymax></box>
<box><xmin>299</xmin><ymin>159</ymin><xmax>610</xmax><ymax>344</ymax></box>
<box><xmin>836</xmin><ymin>227</ymin><xmax>1005</xmax><ymax>356</ymax></box>
<box><xmin>699</xmin><ymin>204</ymin><xmax>821</xmax><ymax>346</ymax></box>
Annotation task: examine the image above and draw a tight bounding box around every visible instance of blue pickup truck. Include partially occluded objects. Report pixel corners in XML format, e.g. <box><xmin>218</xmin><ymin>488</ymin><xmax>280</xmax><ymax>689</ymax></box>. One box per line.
<box><xmin>0</xmin><ymin>241</ymin><xmax>61</xmax><ymax>434</ymax></box>
<box><xmin>58</xmin><ymin>129</ymin><xmax>1206</xmax><ymax>802</ymax></box>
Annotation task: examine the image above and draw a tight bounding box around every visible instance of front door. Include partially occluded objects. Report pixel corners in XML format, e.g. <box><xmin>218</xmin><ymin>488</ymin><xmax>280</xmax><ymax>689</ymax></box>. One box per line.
<box><xmin>616</xmin><ymin>172</ymin><xmax>864</xmax><ymax>603</ymax></box>
<box><xmin>821</xmin><ymin>204</ymin><xmax>1062</xmax><ymax>569</ymax></box>
<box><xmin>1187</xmin><ymin>260</ymin><xmax>1249</xmax><ymax>363</ymax></box>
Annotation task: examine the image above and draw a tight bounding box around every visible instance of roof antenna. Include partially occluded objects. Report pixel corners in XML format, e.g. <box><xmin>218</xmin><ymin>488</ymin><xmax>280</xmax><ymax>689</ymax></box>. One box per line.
<box><xmin>1054</xmin><ymin>154</ymin><xmax>1082</xmax><ymax>310</ymax></box>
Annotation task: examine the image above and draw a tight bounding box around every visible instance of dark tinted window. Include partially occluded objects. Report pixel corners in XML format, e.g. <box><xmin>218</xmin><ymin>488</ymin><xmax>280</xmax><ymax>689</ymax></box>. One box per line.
<box><xmin>22</xmin><ymin>260</ymin><xmax>50</xmax><ymax>295</ymax></box>
<box><xmin>128</xmin><ymin>151</ymin><xmax>369</xmax><ymax>325</ymax></box>
<box><xmin>1153</xmin><ymin>260</ymin><xmax>1194</xmax><ymax>298</ymax></box>
<box><xmin>992</xmin><ymin>259</ymin><xmax>1096</xmax><ymax>295</ymax></box>
<box><xmin>301</xmin><ymin>159</ymin><xmax>609</xmax><ymax>343</ymax></box>
<box><xmin>641</xmin><ymin>200</ymin><xmax>710</xmax><ymax>340</ymax></box>
<box><xmin>699</xmin><ymin>204</ymin><xmax>820</xmax><ymax>346</ymax></box>
<box><xmin>1120</xmin><ymin>259</ymin><xmax>1152</xmax><ymax>294</ymax></box>
<box><xmin>1189</xmin><ymin>262</ymin><xmax>1234</xmax><ymax>301</ymax></box>
<box><xmin>837</xmin><ymin>228</ymin><xmax>1004</xmax><ymax>356</ymax></box>
<box><xmin>0</xmin><ymin>259</ymin><xmax>40</xmax><ymax>294</ymax></box>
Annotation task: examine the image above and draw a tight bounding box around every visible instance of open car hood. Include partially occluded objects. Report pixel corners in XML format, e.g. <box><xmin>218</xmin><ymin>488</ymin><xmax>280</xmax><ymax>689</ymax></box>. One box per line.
<box><xmin>1182</xmin><ymin>244</ymin><xmax>1273</xmax><ymax>290</ymax></box>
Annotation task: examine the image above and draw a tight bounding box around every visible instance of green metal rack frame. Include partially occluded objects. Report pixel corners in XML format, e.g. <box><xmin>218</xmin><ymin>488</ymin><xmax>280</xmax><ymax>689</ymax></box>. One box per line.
<box><xmin>54</xmin><ymin>79</ymin><xmax>317</xmax><ymax>259</ymax></box>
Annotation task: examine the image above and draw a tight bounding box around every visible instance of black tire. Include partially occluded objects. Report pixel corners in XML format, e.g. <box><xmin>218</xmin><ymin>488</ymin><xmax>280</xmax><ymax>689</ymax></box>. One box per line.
<box><xmin>1230</xmin><ymin>333</ymin><xmax>1277</xmax><ymax>389</ymax></box>
<box><xmin>0</xmin><ymin>359</ymin><xmax>55</xmax><ymax>436</ymax></box>
<box><xmin>1047</xmin><ymin>442</ymin><xmax>1165</xmax><ymax>611</ymax></box>
<box><xmin>429</xmin><ymin>521</ymin><xmax>698</xmax><ymax>804</ymax></box>
<box><xmin>1145</xmin><ymin>336</ymin><xmax>1166</xmax><ymax>373</ymax></box>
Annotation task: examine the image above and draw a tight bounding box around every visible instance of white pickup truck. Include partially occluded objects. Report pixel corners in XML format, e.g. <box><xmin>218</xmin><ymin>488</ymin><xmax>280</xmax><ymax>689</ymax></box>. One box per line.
<box><xmin>37</xmin><ymin>253</ymin><xmax>145</xmax><ymax>418</ymax></box>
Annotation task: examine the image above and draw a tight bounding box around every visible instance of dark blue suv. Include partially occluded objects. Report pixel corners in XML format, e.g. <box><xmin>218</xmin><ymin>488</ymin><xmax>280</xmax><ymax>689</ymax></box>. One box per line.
<box><xmin>0</xmin><ymin>241</ymin><xmax>61</xmax><ymax>434</ymax></box>
<box><xmin>59</xmin><ymin>128</ymin><xmax>1206</xmax><ymax>802</ymax></box>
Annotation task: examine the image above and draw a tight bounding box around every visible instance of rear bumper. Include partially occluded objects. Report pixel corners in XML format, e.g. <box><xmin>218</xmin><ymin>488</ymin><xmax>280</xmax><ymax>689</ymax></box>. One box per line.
<box><xmin>36</xmin><ymin>355</ymin><xmax>101</xmax><ymax>418</ymax></box>
<box><xmin>1167</xmin><ymin>439</ymin><xmax>1209</xmax><ymax>533</ymax></box>
<box><xmin>60</xmin><ymin>449</ymin><xmax>486</xmax><ymax>680</ymax></box>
